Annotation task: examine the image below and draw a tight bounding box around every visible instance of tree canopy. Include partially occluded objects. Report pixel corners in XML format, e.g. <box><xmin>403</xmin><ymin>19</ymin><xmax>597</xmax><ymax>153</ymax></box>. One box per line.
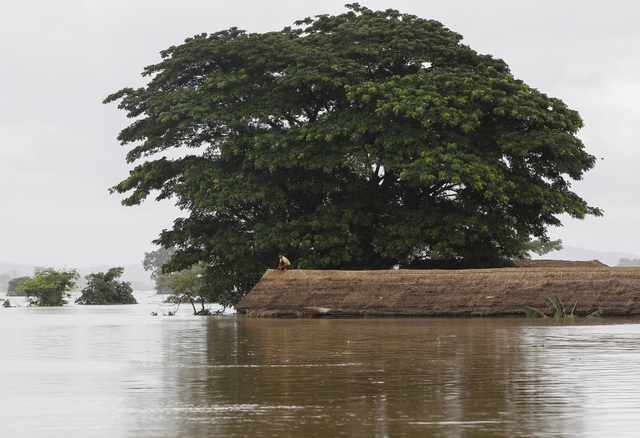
<box><xmin>142</xmin><ymin>247</ymin><xmax>175</xmax><ymax>293</ymax></box>
<box><xmin>19</xmin><ymin>268</ymin><xmax>79</xmax><ymax>307</ymax></box>
<box><xmin>518</xmin><ymin>239</ymin><xmax>564</xmax><ymax>260</ymax></box>
<box><xmin>7</xmin><ymin>276</ymin><xmax>29</xmax><ymax>296</ymax></box>
<box><xmin>75</xmin><ymin>267</ymin><xmax>137</xmax><ymax>305</ymax></box>
<box><xmin>105</xmin><ymin>4</ymin><xmax>601</xmax><ymax>305</ymax></box>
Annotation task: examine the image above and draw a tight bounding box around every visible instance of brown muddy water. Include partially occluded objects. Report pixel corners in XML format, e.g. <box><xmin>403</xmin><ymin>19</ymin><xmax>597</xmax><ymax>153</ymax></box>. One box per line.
<box><xmin>2</xmin><ymin>292</ymin><xmax>640</xmax><ymax>437</ymax></box>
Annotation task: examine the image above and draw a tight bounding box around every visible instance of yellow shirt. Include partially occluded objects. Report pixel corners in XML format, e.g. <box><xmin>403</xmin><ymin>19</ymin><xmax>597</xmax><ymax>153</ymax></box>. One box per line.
<box><xmin>279</xmin><ymin>256</ymin><xmax>290</xmax><ymax>266</ymax></box>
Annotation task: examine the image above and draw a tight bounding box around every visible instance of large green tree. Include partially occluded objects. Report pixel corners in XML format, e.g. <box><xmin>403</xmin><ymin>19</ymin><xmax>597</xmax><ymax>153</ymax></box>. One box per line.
<box><xmin>105</xmin><ymin>4</ymin><xmax>601</xmax><ymax>305</ymax></box>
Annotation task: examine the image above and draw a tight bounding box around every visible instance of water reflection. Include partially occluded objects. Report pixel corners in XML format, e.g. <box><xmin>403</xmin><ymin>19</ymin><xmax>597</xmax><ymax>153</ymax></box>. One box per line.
<box><xmin>2</xmin><ymin>298</ymin><xmax>640</xmax><ymax>437</ymax></box>
<box><xmin>152</xmin><ymin>318</ymin><xmax>640</xmax><ymax>437</ymax></box>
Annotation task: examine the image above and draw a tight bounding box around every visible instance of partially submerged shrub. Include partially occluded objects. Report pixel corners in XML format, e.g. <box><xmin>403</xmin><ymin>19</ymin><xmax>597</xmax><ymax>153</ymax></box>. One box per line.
<box><xmin>19</xmin><ymin>268</ymin><xmax>79</xmax><ymax>306</ymax></box>
<box><xmin>524</xmin><ymin>295</ymin><xmax>602</xmax><ymax>318</ymax></box>
<box><xmin>76</xmin><ymin>267</ymin><xmax>137</xmax><ymax>305</ymax></box>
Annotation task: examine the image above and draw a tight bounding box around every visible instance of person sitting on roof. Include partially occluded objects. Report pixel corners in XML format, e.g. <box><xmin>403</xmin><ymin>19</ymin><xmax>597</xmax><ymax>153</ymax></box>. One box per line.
<box><xmin>278</xmin><ymin>253</ymin><xmax>291</xmax><ymax>270</ymax></box>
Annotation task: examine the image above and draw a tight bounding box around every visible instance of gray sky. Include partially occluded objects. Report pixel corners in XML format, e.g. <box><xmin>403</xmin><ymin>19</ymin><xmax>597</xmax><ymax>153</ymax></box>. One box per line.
<box><xmin>1</xmin><ymin>0</ymin><xmax>639</xmax><ymax>269</ymax></box>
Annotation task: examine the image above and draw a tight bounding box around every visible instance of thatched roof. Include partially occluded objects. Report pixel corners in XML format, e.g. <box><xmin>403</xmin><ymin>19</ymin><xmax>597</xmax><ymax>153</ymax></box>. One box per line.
<box><xmin>512</xmin><ymin>259</ymin><xmax>608</xmax><ymax>268</ymax></box>
<box><xmin>236</xmin><ymin>266</ymin><xmax>640</xmax><ymax>317</ymax></box>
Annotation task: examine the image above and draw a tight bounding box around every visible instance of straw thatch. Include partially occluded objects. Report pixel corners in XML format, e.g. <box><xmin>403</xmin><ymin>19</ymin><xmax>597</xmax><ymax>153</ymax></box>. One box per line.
<box><xmin>236</xmin><ymin>266</ymin><xmax>640</xmax><ymax>317</ymax></box>
<box><xmin>512</xmin><ymin>259</ymin><xmax>608</xmax><ymax>268</ymax></box>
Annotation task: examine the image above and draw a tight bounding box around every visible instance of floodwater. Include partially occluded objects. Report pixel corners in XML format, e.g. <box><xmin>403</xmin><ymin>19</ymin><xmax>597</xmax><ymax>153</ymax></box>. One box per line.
<box><xmin>2</xmin><ymin>292</ymin><xmax>640</xmax><ymax>437</ymax></box>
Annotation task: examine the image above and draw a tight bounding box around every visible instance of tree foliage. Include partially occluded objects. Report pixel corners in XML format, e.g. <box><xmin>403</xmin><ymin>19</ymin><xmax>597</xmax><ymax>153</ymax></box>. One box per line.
<box><xmin>75</xmin><ymin>267</ymin><xmax>137</xmax><ymax>305</ymax></box>
<box><xmin>617</xmin><ymin>258</ymin><xmax>640</xmax><ymax>267</ymax></box>
<box><xmin>518</xmin><ymin>239</ymin><xmax>563</xmax><ymax>259</ymax></box>
<box><xmin>142</xmin><ymin>247</ymin><xmax>175</xmax><ymax>293</ymax></box>
<box><xmin>0</xmin><ymin>272</ymin><xmax>18</xmax><ymax>294</ymax></box>
<box><xmin>7</xmin><ymin>276</ymin><xmax>29</xmax><ymax>296</ymax></box>
<box><xmin>105</xmin><ymin>4</ymin><xmax>601</xmax><ymax>305</ymax></box>
<box><xmin>18</xmin><ymin>268</ymin><xmax>79</xmax><ymax>307</ymax></box>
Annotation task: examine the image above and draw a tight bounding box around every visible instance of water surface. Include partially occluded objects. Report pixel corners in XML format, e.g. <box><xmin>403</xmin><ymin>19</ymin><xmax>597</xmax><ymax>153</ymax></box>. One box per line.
<box><xmin>2</xmin><ymin>292</ymin><xmax>640</xmax><ymax>437</ymax></box>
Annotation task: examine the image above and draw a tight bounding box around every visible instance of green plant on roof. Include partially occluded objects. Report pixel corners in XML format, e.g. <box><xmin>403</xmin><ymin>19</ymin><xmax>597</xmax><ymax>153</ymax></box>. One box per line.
<box><xmin>523</xmin><ymin>294</ymin><xmax>602</xmax><ymax>318</ymax></box>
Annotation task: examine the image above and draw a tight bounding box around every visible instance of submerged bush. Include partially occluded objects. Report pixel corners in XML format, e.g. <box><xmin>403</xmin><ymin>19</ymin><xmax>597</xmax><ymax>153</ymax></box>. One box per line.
<box><xmin>524</xmin><ymin>295</ymin><xmax>602</xmax><ymax>318</ymax></box>
<box><xmin>76</xmin><ymin>267</ymin><xmax>137</xmax><ymax>305</ymax></box>
<box><xmin>19</xmin><ymin>268</ymin><xmax>80</xmax><ymax>306</ymax></box>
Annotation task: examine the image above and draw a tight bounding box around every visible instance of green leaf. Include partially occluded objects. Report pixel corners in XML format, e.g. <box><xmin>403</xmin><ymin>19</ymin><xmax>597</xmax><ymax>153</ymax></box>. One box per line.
<box><xmin>552</xmin><ymin>295</ymin><xmax>566</xmax><ymax>318</ymax></box>
<box><xmin>544</xmin><ymin>296</ymin><xmax>558</xmax><ymax>315</ymax></box>
<box><xmin>523</xmin><ymin>306</ymin><xmax>547</xmax><ymax>318</ymax></box>
<box><xmin>587</xmin><ymin>309</ymin><xmax>603</xmax><ymax>318</ymax></box>
<box><xmin>569</xmin><ymin>300</ymin><xmax>579</xmax><ymax>317</ymax></box>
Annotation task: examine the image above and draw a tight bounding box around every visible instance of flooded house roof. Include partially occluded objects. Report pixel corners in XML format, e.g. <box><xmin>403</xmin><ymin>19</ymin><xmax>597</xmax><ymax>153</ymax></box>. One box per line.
<box><xmin>511</xmin><ymin>259</ymin><xmax>608</xmax><ymax>268</ymax></box>
<box><xmin>235</xmin><ymin>263</ymin><xmax>640</xmax><ymax>317</ymax></box>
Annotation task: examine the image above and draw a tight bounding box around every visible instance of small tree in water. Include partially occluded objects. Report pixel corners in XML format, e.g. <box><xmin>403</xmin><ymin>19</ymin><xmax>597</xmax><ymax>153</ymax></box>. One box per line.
<box><xmin>19</xmin><ymin>268</ymin><xmax>80</xmax><ymax>306</ymax></box>
<box><xmin>161</xmin><ymin>262</ymin><xmax>211</xmax><ymax>315</ymax></box>
<box><xmin>76</xmin><ymin>267</ymin><xmax>137</xmax><ymax>305</ymax></box>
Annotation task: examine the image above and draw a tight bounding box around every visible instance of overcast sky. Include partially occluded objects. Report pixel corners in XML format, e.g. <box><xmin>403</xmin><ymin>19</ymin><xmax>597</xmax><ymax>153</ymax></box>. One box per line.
<box><xmin>1</xmin><ymin>0</ymin><xmax>639</xmax><ymax>269</ymax></box>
